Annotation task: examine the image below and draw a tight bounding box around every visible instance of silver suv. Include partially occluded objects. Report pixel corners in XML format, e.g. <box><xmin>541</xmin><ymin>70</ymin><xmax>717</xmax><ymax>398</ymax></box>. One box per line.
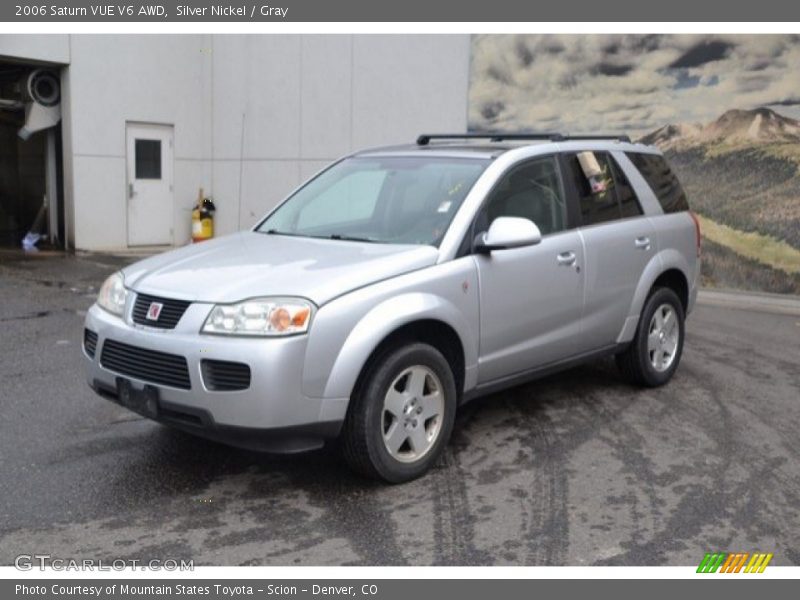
<box><xmin>83</xmin><ymin>133</ymin><xmax>700</xmax><ymax>482</ymax></box>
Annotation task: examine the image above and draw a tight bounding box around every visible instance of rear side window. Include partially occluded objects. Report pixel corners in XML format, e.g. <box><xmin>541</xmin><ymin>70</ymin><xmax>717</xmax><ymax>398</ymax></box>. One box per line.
<box><xmin>626</xmin><ymin>152</ymin><xmax>689</xmax><ymax>213</ymax></box>
<box><xmin>566</xmin><ymin>152</ymin><xmax>620</xmax><ymax>226</ymax></box>
<box><xmin>609</xmin><ymin>158</ymin><xmax>643</xmax><ymax>219</ymax></box>
<box><xmin>564</xmin><ymin>152</ymin><xmax>642</xmax><ymax>226</ymax></box>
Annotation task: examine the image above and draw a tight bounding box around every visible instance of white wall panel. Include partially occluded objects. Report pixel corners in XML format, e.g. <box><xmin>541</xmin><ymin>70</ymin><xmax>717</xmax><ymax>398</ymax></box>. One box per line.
<box><xmin>30</xmin><ymin>34</ymin><xmax>471</xmax><ymax>250</ymax></box>
<box><xmin>173</xmin><ymin>159</ymin><xmax>212</xmax><ymax>245</ymax></box>
<box><xmin>300</xmin><ymin>36</ymin><xmax>353</xmax><ymax>159</ymax></box>
<box><xmin>213</xmin><ymin>36</ymin><xmax>302</xmax><ymax>160</ymax></box>
<box><xmin>239</xmin><ymin>160</ymin><xmax>302</xmax><ymax>229</ymax></box>
<box><xmin>0</xmin><ymin>35</ymin><xmax>70</xmax><ymax>64</ymax></box>
<box><xmin>210</xmin><ymin>161</ymin><xmax>243</xmax><ymax>238</ymax></box>
<box><xmin>72</xmin><ymin>156</ymin><xmax>126</xmax><ymax>250</ymax></box>
<box><xmin>68</xmin><ymin>35</ymin><xmax>210</xmax><ymax>159</ymax></box>
<box><xmin>299</xmin><ymin>160</ymin><xmax>334</xmax><ymax>182</ymax></box>
<box><xmin>352</xmin><ymin>35</ymin><xmax>470</xmax><ymax>148</ymax></box>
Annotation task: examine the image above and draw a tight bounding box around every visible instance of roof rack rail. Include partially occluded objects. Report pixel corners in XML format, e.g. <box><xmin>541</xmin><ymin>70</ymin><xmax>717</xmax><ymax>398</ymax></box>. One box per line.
<box><xmin>415</xmin><ymin>132</ymin><xmax>632</xmax><ymax>145</ymax></box>
<box><xmin>416</xmin><ymin>133</ymin><xmax>564</xmax><ymax>145</ymax></box>
<box><xmin>566</xmin><ymin>134</ymin><xmax>632</xmax><ymax>143</ymax></box>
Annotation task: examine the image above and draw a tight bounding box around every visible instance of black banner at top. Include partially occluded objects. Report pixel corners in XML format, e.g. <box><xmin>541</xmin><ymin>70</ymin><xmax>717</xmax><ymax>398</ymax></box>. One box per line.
<box><xmin>2</xmin><ymin>0</ymin><xmax>800</xmax><ymax>22</ymax></box>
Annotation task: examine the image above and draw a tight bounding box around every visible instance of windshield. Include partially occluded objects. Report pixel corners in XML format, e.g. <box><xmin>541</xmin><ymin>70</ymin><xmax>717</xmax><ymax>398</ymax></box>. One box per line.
<box><xmin>256</xmin><ymin>156</ymin><xmax>490</xmax><ymax>246</ymax></box>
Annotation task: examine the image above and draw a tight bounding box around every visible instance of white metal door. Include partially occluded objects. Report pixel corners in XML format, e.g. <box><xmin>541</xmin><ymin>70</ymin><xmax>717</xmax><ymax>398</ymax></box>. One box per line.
<box><xmin>126</xmin><ymin>123</ymin><xmax>173</xmax><ymax>246</ymax></box>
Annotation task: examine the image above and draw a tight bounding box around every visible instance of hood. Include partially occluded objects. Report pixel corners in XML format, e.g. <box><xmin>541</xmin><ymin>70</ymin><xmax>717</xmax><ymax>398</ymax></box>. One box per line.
<box><xmin>122</xmin><ymin>232</ymin><xmax>440</xmax><ymax>306</ymax></box>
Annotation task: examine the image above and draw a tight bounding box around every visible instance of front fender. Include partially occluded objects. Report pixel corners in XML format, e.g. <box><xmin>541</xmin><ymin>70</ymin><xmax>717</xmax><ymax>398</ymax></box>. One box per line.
<box><xmin>617</xmin><ymin>248</ymin><xmax>693</xmax><ymax>343</ymax></box>
<box><xmin>317</xmin><ymin>292</ymin><xmax>477</xmax><ymax>402</ymax></box>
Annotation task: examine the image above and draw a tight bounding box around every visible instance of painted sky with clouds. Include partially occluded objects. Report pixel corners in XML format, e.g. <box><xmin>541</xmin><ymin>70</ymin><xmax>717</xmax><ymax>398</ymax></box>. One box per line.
<box><xmin>468</xmin><ymin>34</ymin><xmax>800</xmax><ymax>137</ymax></box>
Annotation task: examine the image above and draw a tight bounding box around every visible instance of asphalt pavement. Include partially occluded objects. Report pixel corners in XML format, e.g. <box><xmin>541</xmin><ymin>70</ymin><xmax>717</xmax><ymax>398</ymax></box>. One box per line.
<box><xmin>1</xmin><ymin>251</ymin><xmax>799</xmax><ymax>566</ymax></box>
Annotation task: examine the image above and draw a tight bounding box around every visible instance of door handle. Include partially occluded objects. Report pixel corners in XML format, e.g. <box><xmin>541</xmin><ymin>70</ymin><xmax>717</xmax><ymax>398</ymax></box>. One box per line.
<box><xmin>557</xmin><ymin>251</ymin><xmax>577</xmax><ymax>266</ymax></box>
<box><xmin>128</xmin><ymin>183</ymin><xmax>135</xmax><ymax>199</ymax></box>
<box><xmin>634</xmin><ymin>236</ymin><xmax>651</xmax><ymax>250</ymax></box>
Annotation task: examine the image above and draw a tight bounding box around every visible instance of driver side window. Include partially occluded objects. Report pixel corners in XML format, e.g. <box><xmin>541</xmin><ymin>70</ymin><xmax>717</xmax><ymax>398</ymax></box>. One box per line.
<box><xmin>477</xmin><ymin>156</ymin><xmax>566</xmax><ymax>236</ymax></box>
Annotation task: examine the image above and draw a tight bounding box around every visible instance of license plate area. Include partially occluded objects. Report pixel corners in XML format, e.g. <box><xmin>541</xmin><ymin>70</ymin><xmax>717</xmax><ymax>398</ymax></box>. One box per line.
<box><xmin>116</xmin><ymin>377</ymin><xmax>159</xmax><ymax>419</ymax></box>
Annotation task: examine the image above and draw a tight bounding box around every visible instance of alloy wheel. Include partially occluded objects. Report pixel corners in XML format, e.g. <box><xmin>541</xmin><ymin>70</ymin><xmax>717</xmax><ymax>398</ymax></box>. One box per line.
<box><xmin>647</xmin><ymin>303</ymin><xmax>680</xmax><ymax>372</ymax></box>
<box><xmin>381</xmin><ymin>365</ymin><xmax>445</xmax><ymax>463</ymax></box>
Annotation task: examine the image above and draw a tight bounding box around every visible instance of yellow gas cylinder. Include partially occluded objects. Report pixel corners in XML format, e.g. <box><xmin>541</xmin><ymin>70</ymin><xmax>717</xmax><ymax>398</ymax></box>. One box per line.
<box><xmin>192</xmin><ymin>194</ymin><xmax>216</xmax><ymax>243</ymax></box>
<box><xmin>191</xmin><ymin>206</ymin><xmax>203</xmax><ymax>242</ymax></box>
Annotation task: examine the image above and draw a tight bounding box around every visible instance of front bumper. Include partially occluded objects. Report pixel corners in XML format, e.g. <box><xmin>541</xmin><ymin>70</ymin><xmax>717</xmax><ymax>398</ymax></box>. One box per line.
<box><xmin>83</xmin><ymin>302</ymin><xmax>346</xmax><ymax>452</ymax></box>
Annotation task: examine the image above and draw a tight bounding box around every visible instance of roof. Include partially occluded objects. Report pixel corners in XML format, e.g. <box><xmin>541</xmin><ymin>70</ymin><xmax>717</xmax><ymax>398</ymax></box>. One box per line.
<box><xmin>355</xmin><ymin>141</ymin><xmax>548</xmax><ymax>160</ymax></box>
<box><xmin>355</xmin><ymin>136</ymin><xmax>659</xmax><ymax>160</ymax></box>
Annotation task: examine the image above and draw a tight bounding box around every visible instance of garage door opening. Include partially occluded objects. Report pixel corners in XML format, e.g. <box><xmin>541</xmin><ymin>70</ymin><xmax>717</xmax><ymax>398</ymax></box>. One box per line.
<box><xmin>0</xmin><ymin>60</ymin><xmax>65</xmax><ymax>249</ymax></box>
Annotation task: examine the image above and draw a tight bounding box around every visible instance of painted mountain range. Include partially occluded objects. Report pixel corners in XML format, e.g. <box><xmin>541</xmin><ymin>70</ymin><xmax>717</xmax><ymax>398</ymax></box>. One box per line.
<box><xmin>468</xmin><ymin>35</ymin><xmax>800</xmax><ymax>293</ymax></box>
<box><xmin>638</xmin><ymin>108</ymin><xmax>800</xmax><ymax>293</ymax></box>
<box><xmin>639</xmin><ymin>107</ymin><xmax>800</xmax><ymax>150</ymax></box>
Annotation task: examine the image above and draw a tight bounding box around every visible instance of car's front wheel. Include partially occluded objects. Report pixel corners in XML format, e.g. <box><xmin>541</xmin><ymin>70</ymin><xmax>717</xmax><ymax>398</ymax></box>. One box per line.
<box><xmin>616</xmin><ymin>286</ymin><xmax>685</xmax><ymax>387</ymax></box>
<box><xmin>342</xmin><ymin>343</ymin><xmax>457</xmax><ymax>483</ymax></box>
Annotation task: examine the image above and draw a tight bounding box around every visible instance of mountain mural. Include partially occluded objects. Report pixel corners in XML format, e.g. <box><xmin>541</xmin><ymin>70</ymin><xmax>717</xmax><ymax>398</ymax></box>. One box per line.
<box><xmin>640</xmin><ymin>108</ymin><xmax>800</xmax><ymax>150</ymax></box>
<box><xmin>468</xmin><ymin>35</ymin><xmax>800</xmax><ymax>294</ymax></box>
<box><xmin>637</xmin><ymin>108</ymin><xmax>800</xmax><ymax>293</ymax></box>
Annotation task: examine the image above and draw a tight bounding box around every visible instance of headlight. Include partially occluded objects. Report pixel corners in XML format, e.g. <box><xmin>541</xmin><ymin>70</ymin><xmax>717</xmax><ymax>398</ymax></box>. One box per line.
<box><xmin>201</xmin><ymin>298</ymin><xmax>314</xmax><ymax>336</ymax></box>
<box><xmin>97</xmin><ymin>272</ymin><xmax>128</xmax><ymax>317</ymax></box>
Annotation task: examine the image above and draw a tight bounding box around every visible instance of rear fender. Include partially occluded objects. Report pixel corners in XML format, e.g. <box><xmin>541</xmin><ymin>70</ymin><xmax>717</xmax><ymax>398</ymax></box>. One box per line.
<box><xmin>617</xmin><ymin>249</ymin><xmax>691</xmax><ymax>343</ymax></box>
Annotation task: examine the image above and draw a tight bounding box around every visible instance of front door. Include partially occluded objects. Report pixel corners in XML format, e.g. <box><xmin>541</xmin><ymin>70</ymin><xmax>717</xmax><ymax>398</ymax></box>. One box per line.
<box><xmin>474</xmin><ymin>155</ymin><xmax>585</xmax><ymax>384</ymax></box>
<box><xmin>126</xmin><ymin>123</ymin><xmax>173</xmax><ymax>246</ymax></box>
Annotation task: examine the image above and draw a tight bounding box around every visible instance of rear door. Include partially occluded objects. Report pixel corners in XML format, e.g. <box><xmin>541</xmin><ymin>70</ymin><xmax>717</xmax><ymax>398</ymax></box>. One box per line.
<box><xmin>561</xmin><ymin>150</ymin><xmax>656</xmax><ymax>351</ymax></box>
<box><xmin>474</xmin><ymin>154</ymin><xmax>585</xmax><ymax>383</ymax></box>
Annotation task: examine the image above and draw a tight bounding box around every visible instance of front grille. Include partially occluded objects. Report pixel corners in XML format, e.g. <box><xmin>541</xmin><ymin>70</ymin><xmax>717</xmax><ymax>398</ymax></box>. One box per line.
<box><xmin>84</xmin><ymin>329</ymin><xmax>98</xmax><ymax>358</ymax></box>
<box><xmin>100</xmin><ymin>339</ymin><xmax>191</xmax><ymax>390</ymax></box>
<box><xmin>132</xmin><ymin>293</ymin><xmax>191</xmax><ymax>329</ymax></box>
<box><xmin>201</xmin><ymin>359</ymin><xmax>251</xmax><ymax>391</ymax></box>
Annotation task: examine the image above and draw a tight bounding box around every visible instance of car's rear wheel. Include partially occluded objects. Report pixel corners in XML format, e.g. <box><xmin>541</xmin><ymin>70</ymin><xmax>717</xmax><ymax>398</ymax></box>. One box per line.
<box><xmin>616</xmin><ymin>286</ymin><xmax>685</xmax><ymax>387</ymax></box>
<box><xmin>342</xmin><ymin>343</ymin><xmax>457</xmax><ymax>483</ymax></box>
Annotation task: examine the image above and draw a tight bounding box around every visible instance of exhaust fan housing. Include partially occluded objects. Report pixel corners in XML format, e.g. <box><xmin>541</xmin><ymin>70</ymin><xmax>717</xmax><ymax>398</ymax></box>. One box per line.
<box><xmin>18</xmin><ymin>69</ymin><xmax>61</xmax><ymax>140</ymax></box>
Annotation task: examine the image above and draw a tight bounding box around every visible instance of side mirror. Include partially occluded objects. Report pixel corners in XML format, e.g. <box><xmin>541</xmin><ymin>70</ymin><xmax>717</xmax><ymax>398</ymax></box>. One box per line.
<box><xmin>474</xmin><ymin>217</ymin><xmax>542</xmax><ymax>254</ymax></box>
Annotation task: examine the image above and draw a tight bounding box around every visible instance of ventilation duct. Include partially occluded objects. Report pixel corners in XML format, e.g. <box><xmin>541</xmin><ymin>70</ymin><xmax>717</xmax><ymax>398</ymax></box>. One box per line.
<box><xmin>18</xmin><ymin>69</ymin><xmax>61</xmax><ymax>140</ymax></box>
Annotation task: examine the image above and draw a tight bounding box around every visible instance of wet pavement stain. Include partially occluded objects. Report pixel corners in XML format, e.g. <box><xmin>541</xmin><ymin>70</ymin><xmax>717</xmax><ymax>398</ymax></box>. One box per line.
<box><xmin>0</xmin><ymin>310</ymin><xmax>51</xmax><ymax>322</ymax></box>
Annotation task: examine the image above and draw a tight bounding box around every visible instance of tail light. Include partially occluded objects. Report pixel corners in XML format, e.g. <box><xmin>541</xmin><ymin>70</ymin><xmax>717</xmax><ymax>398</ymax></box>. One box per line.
<box><xmin>689</xmin><ymin>211</ymin><xmax>702</xmax><ymax>258</ymax></box>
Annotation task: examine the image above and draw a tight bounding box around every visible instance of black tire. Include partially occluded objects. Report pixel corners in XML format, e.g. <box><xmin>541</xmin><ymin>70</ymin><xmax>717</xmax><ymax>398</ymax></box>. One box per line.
<box><xmin>616</xmin><ymin>287</ymin><xmax>685</xmax><ymax>387</ymax></box>
<box><xmin>341</xmin><ymin>343</ymin><xmax>457</xmax><ymax>483</ymax></box>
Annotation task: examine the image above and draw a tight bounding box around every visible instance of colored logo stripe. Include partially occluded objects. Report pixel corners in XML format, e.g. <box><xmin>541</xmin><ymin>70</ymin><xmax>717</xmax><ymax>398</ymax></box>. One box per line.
<box><xmin>697</xmin><ymin>552</ymin><xmax>773</xmax><ymax>573</ymax></box>
<box><xmin>697</xmin><ymin>553</ymin><xmax>726</xmax><ymax>573</ymax></box>
<box><xmin>720</xmin><ymin>553</ymin><xmax>748</xmax><ymax>573</ymax></box>
<box><xmin>745</xmin><ymin>553</ymin><xmax>773</xmax><ymax>573</ymax></box>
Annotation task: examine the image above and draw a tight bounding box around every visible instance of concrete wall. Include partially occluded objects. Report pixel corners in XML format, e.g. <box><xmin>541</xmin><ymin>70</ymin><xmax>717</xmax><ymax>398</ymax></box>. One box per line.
<box><xmin>65</xmin><ymin>35</ymin><xmax>213</xmax><ymax>250</ymax></box>
<box><xmin>211</xmin><ymin>34</ymin><xmax>471</xmax><ymax>236</ymax></box>
<box><xmin>0</xmin><ymin>35</ymin><xmax>70</xmax><ymax>64</ymax></box>
<box><xmin>1</xmin><ymin>34</ymin><xmax>471</xmax><ymax>251</ymax></box>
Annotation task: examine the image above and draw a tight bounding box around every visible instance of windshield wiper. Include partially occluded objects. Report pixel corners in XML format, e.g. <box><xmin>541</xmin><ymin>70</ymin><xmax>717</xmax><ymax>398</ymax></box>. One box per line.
<box><xmin>262</xmin><ymin>229</ymin><xmax>378</xmax><ymax>243</ymax></box>
<box><xmin>262</xmin><ymin>229</ymin><xmax>315</xmax><ymax>238</ymax></box>
<box><xmin>328</xmin><ymin>234</ymin><xmax>378</xmax><ymax>243</ymax></box>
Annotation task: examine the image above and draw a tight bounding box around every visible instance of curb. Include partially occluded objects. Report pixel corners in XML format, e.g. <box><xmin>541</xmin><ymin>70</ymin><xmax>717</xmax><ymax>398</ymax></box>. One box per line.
<box><xmin>697</xmin><ymin>289</ymin><xmax>800</xmax><ymax>316</ymax></box>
